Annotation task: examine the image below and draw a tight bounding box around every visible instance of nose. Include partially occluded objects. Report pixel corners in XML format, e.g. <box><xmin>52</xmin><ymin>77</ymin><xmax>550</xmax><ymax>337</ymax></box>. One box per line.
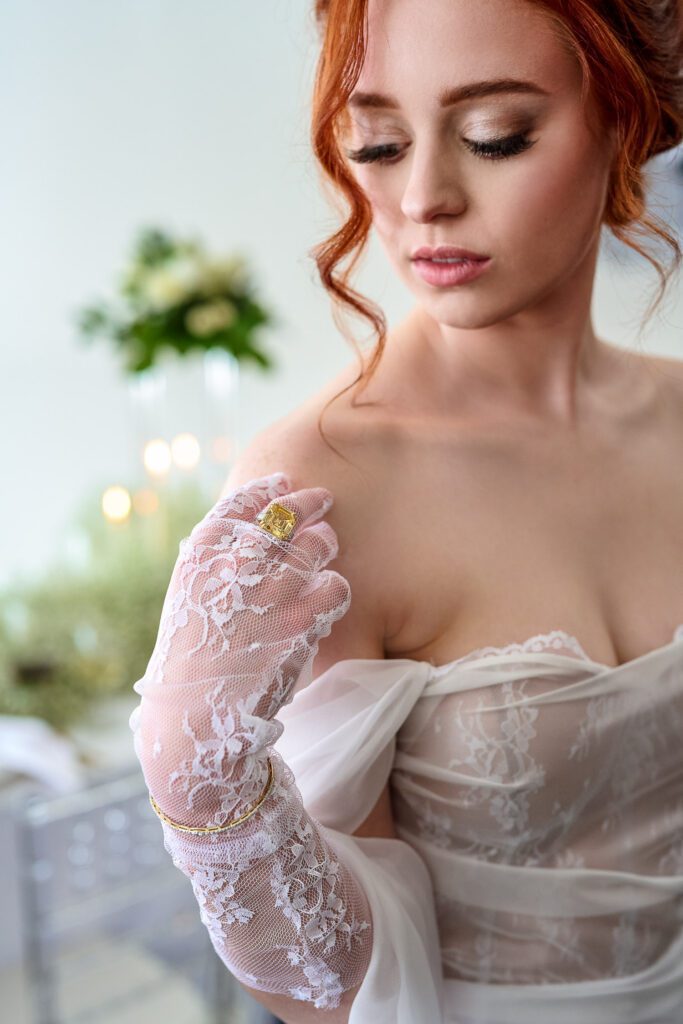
<box><xmin>400</xmin><ymin>140</ymin><xmax>468</xmax><ymax>222</ymax></box>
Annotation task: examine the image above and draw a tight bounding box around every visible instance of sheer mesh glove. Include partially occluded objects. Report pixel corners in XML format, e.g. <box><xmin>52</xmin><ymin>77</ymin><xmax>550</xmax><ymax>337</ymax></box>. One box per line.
<box><xmin>129</xmin><ymin>471</ymin><xmax>373</xmax><ymax>1008</ymax></box>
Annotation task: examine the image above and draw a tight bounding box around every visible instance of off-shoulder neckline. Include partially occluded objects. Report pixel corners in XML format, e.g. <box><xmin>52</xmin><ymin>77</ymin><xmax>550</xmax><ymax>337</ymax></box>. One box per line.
<box><xmin>326</xmin><ymin>625</ymin><xmax>683</xmax><ymax>679</ymax></box>
<box><xmin>426</xmin><ymin>625</ymin><xmax>683</xmax><ymax>677</ymax></box>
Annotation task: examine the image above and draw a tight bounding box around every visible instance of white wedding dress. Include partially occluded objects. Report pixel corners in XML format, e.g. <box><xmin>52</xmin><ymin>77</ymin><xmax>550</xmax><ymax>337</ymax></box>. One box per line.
<box><xmin>275</xmin><ymin>623</ymin><xmax>683</xmax><ymax>1024</ymax></box>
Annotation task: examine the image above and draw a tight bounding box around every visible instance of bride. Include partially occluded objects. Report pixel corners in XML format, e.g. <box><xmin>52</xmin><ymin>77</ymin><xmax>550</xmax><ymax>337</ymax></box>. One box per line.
<box><xmin>131</xmin><ymin>0</ymin><xmax>683</xmax><ymax>1021</ymax></box>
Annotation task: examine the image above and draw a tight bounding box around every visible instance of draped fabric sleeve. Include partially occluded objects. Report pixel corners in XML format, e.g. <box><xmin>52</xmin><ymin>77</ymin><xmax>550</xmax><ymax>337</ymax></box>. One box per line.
<box><xmin>274</xmin><ymin>657</ymin><xmax>446</xmax><ymax>1022</ymax></box>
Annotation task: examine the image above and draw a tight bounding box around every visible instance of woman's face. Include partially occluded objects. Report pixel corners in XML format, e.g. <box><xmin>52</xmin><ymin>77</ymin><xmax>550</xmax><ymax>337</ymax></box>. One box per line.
<box><xmin>344</xmin><ymin>0</ymin><xmax>617</xmax><ymax>330</ymax></box>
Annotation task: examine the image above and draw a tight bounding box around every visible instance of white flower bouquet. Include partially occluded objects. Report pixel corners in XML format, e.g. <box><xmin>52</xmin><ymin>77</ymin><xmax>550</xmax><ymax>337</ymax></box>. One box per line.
<box><xmin>75</xmin><ymin>227</ymin><xmax>277</xmax><ymax>374</ymax></box>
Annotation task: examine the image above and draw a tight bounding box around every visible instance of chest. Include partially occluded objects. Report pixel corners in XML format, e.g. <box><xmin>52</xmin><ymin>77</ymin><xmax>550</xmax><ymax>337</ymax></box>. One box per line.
<box><xmin>369</xmin><ymin>416</ymin><xmax>683</xmax><ymax>670</ymax></box>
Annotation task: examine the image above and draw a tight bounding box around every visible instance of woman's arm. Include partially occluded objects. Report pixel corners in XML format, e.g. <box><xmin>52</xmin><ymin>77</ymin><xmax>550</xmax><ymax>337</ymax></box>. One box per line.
<box><xmin>235</xmin><ymin>783</ymin><xmax>395</xmax><ymax>1023</ymax></box>
<box><xmin>131</xmin><ymin>460</ymin><xmax>389</xmax><ymax>1019</ymax></box>
<box><xmin>227</xmin><ymin>438</ymin><xmax>396</xmax><ymax>1021</ymax></box>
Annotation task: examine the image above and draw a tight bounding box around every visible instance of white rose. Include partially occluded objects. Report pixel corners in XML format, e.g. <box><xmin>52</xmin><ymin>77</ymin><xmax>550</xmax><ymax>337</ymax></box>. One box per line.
<box><xmin>185</xmin><ymin>299</ymin><xmax>238</xmax><ymax>337</ymax></box>
<box><xmin>141</xmin><ymin>255</ymin><xmax>203</xmax><ymax>311</ymax></box>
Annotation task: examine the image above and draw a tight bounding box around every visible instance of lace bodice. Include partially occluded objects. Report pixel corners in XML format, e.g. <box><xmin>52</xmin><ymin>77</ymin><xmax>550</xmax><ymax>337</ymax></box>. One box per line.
<box><xmin>390</xmin><ymin>625</ymin><xmax>683</xmax><ymax>987</ymax></box>
<box><xmin>275</xmin><ymin>623</ymin><xmax>683</xmax><ymax>1022</ymax></box>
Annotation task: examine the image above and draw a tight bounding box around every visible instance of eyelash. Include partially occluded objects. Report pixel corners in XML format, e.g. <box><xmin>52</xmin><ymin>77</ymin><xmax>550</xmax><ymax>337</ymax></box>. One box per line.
<box><xmin>346</xmin><ymin>132</ymin><xmax>535</xmax><ymax>165</ymax></box>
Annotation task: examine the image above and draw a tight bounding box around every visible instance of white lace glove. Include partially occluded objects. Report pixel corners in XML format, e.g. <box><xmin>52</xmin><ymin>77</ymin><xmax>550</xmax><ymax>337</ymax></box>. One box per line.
<box><xmin>129</xmin><ymin>471</ymin><xmax>373</xmax><ymax>1009</ymax></box>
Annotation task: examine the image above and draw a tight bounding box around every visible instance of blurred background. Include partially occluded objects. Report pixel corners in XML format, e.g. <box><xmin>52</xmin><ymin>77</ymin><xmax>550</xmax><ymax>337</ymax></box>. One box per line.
<box><xmin>1</xmin><ymin>2</ymin><xmax>681</xmax><ymax>1022</ymax></box>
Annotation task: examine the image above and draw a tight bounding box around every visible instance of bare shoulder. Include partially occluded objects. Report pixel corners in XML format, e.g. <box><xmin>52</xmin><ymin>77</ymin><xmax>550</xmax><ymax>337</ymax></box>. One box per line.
<box><xmin>637</xmin><ymin>351</ymin><xmax>683</xmax><ymax>422</ymax></box>
<box><xmin>221</xmin><ymin>359</ymin><xmax>395</xmax><ymax>674</ymax></box>
<box><xmin>638</xmin><ymin>351</ymin><xmax>683</xmax><ymax>388</ymax></box>
<box><xmin>221</xmin><ymin>358</ymin><xmax>382</xmax><ymax>501</ymax></box>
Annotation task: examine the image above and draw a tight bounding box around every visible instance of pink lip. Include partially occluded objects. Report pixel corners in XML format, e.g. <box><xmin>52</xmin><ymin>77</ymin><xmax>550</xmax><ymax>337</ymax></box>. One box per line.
<box><xmin>412</xmin><ymin>255</ymin><xmax>492</xmax><ymax>287</ymax></box>
<box><xmin>411</xmin><ymin>244</ymin><xmax>488</xmax><ymax>261</ymax></box>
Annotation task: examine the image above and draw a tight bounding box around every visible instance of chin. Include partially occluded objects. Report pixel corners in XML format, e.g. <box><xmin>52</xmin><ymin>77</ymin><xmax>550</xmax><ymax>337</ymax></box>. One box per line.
<box><xmin>418</xmin><ymin>295</ymin><xmax>509</xmax><ymax>332</ymax></box>
<box><xmin>428</xmin><ymin>276</ymin><xmax>550</xmax><ymax>327</ymax></box>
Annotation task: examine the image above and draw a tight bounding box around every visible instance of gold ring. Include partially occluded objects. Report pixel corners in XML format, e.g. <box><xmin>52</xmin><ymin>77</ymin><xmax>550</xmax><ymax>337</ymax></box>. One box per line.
<box><xmin>255</xmin><ymin>501</ymin><xmax>297</xmax><ymax>541</ymax></box>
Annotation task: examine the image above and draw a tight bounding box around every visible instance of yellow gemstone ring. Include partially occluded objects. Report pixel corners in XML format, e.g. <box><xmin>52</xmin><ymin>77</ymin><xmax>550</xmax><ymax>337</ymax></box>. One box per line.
<box><xmin>255</xmin><ymin>501</ymin><xmax>297</xmax><ymax>541</ymax></box>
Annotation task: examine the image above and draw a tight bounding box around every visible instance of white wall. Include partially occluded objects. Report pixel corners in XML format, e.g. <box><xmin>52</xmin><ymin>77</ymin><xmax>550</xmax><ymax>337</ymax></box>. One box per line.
<box><xmin>2</xmin><ymin>0</ymin><xmax>681</xmax><ymax>589</ymax></box>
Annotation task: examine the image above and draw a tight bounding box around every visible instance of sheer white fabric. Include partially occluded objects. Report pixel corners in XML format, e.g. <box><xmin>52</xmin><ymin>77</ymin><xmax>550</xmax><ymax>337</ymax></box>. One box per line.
<box><xmin>275</xmin><ymin>625</ymin><xmax>683</xmax><ymax>1023</ymax></box>
<box><xmin>129</xmin><ymin>472</ymin><xmax>378</xmax><ymax>1010</ymax></box>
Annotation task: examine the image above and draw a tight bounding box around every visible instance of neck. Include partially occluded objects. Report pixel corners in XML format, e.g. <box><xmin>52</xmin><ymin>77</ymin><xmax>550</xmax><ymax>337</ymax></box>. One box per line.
<box><xmin>401</xmin><ymin>242</ymin><xmax>629</xmax><ymax>432</ymax></box>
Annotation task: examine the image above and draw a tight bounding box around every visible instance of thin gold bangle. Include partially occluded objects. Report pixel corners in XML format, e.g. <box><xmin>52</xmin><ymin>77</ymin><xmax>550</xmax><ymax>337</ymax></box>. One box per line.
<box><xmin>148</xmin><ymin>757</ymin><xmax>274</xmax><ymax>834</ymax></box>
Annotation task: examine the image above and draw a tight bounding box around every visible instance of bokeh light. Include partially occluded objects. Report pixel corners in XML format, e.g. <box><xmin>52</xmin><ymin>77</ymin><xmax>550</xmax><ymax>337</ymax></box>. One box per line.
<box><xmin>102</xmin><ymin>486</ymin><xmax>132</xmax><ymax>523</ymax></box>
<box><xmin>143</xmin><ymin>439</ymin><xmax>172</xmax><ymax>477</ymax></box>
<box><xmin>170</xmin><ymin>432</ymin><xmax>200</xmax><ymax>470</ymax></box>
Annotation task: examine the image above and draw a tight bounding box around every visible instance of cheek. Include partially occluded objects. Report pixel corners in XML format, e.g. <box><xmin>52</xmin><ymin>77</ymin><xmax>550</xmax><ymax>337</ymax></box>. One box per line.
<box><xmin>350</xmin><ymin>167</ymin><xmax>403</xmax><ymax>235</ymax></box>
<box><xmin>498</xmin><ymin>127</ymin><xmax>610</xmax><ymax>266</ymax></box>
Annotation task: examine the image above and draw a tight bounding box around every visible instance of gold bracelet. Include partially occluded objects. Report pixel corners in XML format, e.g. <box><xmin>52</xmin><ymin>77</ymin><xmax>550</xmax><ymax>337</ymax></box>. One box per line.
<box><xmin>148</xmin><ymin>757</ymin><xmax>274</xmax><ymax>834</ymax></box>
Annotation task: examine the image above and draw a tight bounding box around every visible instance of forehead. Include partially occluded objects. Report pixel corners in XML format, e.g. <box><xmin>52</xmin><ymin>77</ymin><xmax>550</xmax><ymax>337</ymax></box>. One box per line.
<box><xmin>359</xmin><ymin>0</ymin><xmax>579</xmax><ymax>101</ymax></box>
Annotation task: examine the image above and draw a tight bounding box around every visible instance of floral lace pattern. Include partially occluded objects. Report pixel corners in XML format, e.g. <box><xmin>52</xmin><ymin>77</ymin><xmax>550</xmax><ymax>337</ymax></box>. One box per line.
<box><xmin>131</xmin><ymin>473</ymin><xmax>373</xmax><ymax>1008</ymax></box>
<box><xmin>168</xmin><ymin>756</ymin><xmax>372</xmax><ymax>1007</ymax></box>
<box><xmin>430</xmin><ymin>628</ymin><xmax>595</xmax><ymax>675</ymax></box>
<box><xmin>392</xmin><ymin>624</ymin><xmax>683</xmax><ymax>985</ymax></box>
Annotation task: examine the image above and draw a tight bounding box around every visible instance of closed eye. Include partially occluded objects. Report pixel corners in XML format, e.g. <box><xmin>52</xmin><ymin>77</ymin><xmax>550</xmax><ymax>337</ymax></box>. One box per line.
<box><xmin>345</xmin><ymin>131</ymin><xmax>536</xmax><ymax>165</ymax></box>
<box><xmin>467</xmin><ymin>132</ymin><xmax>536</xmax><ymax>160</ymax></box>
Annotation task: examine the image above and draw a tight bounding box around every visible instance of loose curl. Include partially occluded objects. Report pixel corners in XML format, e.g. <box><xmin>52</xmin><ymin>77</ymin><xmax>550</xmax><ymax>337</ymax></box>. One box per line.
<box><xmin>307</xmin><ymin>0</ymin><xmax>683</xmax><ymax>454</ymax></box>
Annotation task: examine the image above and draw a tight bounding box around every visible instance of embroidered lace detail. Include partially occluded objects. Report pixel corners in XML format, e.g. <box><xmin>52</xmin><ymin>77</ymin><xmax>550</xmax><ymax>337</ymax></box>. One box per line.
<box><xmin>392</xmin><ymin>622</ymin><xmax>683</xmax><ymax>984</ymax></box>
<box><xmin>611</xmin><ymin>908</ymin><xmax>662</xmax><ymax>977</ymax></box>
<box><xmin>567</xmin><ymin>692</ymin><xmax>627</xmax><ymax>762</ymax></box>
<box><xmin>430</xmin><ymin>623</ymin><xmax>683</xmax><ymax>674</ymax></box>
<box><xmin>430</xmin><ymin>628</ymin><xmax>596</xmax><ymax>675</ymax></box>
<box><xmin>131</xmin><ymin>472</ymin><xmax>373</xmax><ymax>1008</ymax></box>
<box><xmin>447</xmin><ymin>679</ymin><xmax>546</xmax><ymax>842</ymax></box>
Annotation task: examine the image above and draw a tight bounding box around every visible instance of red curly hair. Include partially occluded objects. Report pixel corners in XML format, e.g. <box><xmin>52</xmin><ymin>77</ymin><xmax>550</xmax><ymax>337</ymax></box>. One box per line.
<box><xmin>307</xmin><ymin>0</ymin><xmax>683</xmax><ymax>449</ymax></box>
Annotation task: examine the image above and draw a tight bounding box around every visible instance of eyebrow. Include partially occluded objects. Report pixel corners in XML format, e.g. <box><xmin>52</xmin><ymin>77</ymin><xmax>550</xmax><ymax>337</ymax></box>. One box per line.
<box><xmin>347</xmin><ymin>77</ymin><xmax>550</xmax><ymax>110</ymax></box>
